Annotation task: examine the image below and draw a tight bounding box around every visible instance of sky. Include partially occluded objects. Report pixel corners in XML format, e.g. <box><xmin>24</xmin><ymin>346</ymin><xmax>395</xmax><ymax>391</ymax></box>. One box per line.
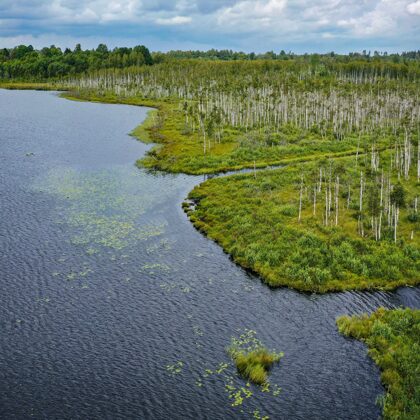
<box><xmin>0</xmin><ymin>0</ymin><xmax>419</xmax><ymax>53</ymax></box>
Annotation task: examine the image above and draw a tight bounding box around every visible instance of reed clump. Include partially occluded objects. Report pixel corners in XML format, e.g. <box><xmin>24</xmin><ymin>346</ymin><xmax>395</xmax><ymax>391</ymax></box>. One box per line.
<box><xmin>227</xmin><ymin>330</ymin><xmax>283</xmax><ymax>385</ymax></box>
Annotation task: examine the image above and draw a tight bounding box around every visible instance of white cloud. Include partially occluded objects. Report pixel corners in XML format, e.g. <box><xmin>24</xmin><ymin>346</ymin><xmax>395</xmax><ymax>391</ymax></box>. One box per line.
<box><xmin>217</xmin><ymin>0</ymin><xmax>287</xmax><ymax>29</ymax></box>
<box><xmin>0</xmin><ymin>1</ymin><xmax>419</xmax><ymax>52</ymax></box>
<box><xmin>155</xmin><ymin>15</ymin><xmax>192</xmax><ymax>25</ymax></box>
<box><xmin>407</xmin><ymin>1</ymin><xmax>420</xmax><ymax>15</ymax></box>
<box><xmin>336</xmin><ymin>1</ymin><xmax>407</xmax><ymax>36</ymax></box>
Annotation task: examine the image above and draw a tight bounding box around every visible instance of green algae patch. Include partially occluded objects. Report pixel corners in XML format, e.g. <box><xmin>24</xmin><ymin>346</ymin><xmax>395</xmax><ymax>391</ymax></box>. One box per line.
<box><xmin>33</xmin><ymin>167</ymin><xmax>172</xmax><ymax>253</ymax></box>
<box><xmin>337</xmin><ymin>308</ymin><xmax>420</xmax><ymax>420</ymax></box>
<box><xmin>227</xmin><ymin>329</ymin><xmax>283</xmax><ymax>385</ymax></box>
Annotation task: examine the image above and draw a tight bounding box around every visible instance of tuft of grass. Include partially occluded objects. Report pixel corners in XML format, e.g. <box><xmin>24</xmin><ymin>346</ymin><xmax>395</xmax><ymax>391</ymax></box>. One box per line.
<box><xmin>233</xmin><ymin>349</ymin><xmax>281</xmax><ymax>385</ymax></box>
<box><xmin>227</xmin><ymin>330</ymin><xmax>283</xmax><ymax>385</ymax></box>
<box><xmin>337</xmin><ymin>308</ymin><xmax>420</xmax><ymax>420</ymax></box>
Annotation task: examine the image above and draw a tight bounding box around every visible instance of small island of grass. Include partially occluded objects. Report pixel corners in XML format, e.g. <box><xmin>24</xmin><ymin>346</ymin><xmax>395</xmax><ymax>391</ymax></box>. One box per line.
<box><xmin>227</xmin><ymin>330</ymin><xmax>283</xmax><ymax>385</ymax></box>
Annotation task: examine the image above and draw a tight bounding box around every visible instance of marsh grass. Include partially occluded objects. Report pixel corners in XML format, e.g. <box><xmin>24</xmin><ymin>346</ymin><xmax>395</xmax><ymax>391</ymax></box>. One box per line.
<box><xmin>130</xmin><ymin>109</ymin><xmax>159</xmax><ymax>143</ymax></box>
<box><xmin>0</xmin><ymin>81</ymin><xmax>65</xmax><ymax>90</ymax></box>
<box><xmin>337</xmin><ymin>308</ymin><xmax>420</xmax><ymax>419</ymax></box>
<box><xmin>232</xmin><ymin>350</ymin><xmax>281</xmax><ymax>385</ymax></box>
<box><xmin>227</xmin><ymin>330</ymin><xmax>283</xmax><ymax>385</ymax></box>
<box><xmin>186</xmin><ymin>154</ymin><xmax>419</xmax><ymax>293</ymax></box>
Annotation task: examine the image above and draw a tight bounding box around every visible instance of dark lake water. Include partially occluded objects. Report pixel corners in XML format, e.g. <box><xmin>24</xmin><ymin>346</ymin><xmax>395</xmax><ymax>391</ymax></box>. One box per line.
<box><xmin>1</xmin><ymin>89</ymin><xmax>419</xmax><ymax>420</ymax></box>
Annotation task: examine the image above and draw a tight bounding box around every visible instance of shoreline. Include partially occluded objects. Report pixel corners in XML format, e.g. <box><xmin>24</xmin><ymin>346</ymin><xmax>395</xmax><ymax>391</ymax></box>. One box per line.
<box><xmin>3</xmin><ymin>85</ymin><xmax>418</xmax><ymax>296</ymax></box>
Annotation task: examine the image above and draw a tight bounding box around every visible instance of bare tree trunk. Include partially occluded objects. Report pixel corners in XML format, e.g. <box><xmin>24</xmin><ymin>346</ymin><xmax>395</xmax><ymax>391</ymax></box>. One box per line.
<box><xmin>298</xmin><ymin>176</ymin><xmax>303</xmax><ymax>222</ymax></box>
<box><xmin>335</xmin><ymin>176</ymin><xmax>339</xmax><ymax>226</ymax></box>
<box><xmin>394</xmin><ymin>205</ymin><xmax>399</xmax><ymax>243</ymax></box>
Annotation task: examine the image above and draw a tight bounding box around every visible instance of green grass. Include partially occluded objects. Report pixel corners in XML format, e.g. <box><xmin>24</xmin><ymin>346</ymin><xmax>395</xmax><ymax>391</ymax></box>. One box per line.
<box><xmin>130</xmin><ymin>108</ymin><xmax>159</xmax><ymax>143</ymax></box>
<box><xmin>0</xmin><ymin>81</ymin><xmax>66</xmax><ymax>90</ymax></box>
<box><xmin>186</xmin><ymin>155</ymin><xmax>419</xmax><ymax>293</ymax></box>
<box><xmin>337</xmin><ymin>307</ymin><xmax>420</xmax><ymax>419</ymax></box>
<box><xmin>232</xmin><ymin>350</ymin><xmax>281</xmax><ymax>385</ymax></box>
<box><xmin>227</xmin><ymin>329</ymin><xmax>283</xmax><ymax>385</ymax></box>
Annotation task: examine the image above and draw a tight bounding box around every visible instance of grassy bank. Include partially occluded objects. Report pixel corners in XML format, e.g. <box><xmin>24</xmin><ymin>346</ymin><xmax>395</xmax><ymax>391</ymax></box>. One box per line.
<box><xmin>0</xmin><ymin>81</ymin><xmax>66</xmax><ymax>91</ymax></box>
<box><xmin>185</xmin><ymin>154</ymin><xmax>419</xmax><ymax>293</ymax></box>
<box><xmin>337</xmin><ymin>308</ymin><xmax>420</xmax><ymax>419</ymax></box>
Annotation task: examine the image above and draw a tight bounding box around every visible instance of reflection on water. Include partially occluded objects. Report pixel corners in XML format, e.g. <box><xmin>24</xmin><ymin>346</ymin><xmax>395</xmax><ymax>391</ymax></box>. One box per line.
<box><xmin>0</xmin><ymin>89</ymin><xmax>419</xmax><ymax>420</ymax></box>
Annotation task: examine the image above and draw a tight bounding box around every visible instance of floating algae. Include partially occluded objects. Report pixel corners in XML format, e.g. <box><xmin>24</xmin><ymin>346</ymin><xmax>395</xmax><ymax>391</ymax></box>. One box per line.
<box><xmin>146</xmin><ymin>238</ymin><xmax>174</xmax><ymax>255</ymax></box>
<box><xmin>33</xmin><ymin>167</ymin><xmax>176</xmax><ymax>255</ymax></box>
<box><xmin>166</xmin><ymin>361</ymin><xmax>184</xmax><ymax>376</ymax></box>
<box><xmin>140</xmin><ymin>262</ymin><xmax>171</xmax><ymax>274</ymax></box>
<box><xmin>159</xmin><ymin>281</ymin><xmax>191</xmax><ymax>294</ymax></box>
<box><xmin>194</xmin><ymin>330</ymin><xmax>283</xmax><ymax>418</ymax></box>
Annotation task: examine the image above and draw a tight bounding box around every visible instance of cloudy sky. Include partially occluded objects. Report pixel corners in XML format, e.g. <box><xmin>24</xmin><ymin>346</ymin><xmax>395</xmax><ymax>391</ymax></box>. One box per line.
<box><xmin>1</xmin><ymin>0</ymin><xmax>419</xmax><ymax>53</ymax></box>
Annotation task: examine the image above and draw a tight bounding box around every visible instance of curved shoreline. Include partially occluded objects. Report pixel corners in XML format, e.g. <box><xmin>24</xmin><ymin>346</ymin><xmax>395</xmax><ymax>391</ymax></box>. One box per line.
<box><xmin>2</xmin><ymin>85</ymin><xmax>417</xmax><ymax>296</ymax></box>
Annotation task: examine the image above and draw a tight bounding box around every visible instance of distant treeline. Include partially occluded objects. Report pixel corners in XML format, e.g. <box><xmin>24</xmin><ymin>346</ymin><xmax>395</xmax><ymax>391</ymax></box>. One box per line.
<box><xmin>1</xmin><ymin>43</ymin><xmax>419</xmax><ymax>81</ymax></box>
<box><xmin>0</xmin><ymin>44</ymin><xmax>153</xmax><ymax>80</ymax></box>
<box><xmin>155</xmin><ymin>49</ymin><xmax>420</xmax><ymax>63</ymax></box>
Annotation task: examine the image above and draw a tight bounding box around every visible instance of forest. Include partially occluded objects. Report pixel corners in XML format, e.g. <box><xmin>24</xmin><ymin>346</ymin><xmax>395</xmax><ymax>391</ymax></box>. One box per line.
<box><xmin>0</xmin><ymin>44</ymin><xmax>153</xmax><ymax>79</ymax></box>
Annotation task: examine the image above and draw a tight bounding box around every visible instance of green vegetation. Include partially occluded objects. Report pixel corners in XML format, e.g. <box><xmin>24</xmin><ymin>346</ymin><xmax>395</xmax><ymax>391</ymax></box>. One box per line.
<box><xmin>130</xmin><ymin>109</ymin><xmax>159</xmax><ymax>144</ymax></box>
<box><xmin>337</xmin><ymin>307</ymin><xmax>420</xmax><ymax>419</ymax></box>
<box><xmin>0</xmin><ymin>44</ymin><xmax>152</xmax><ymax>80</ymax></box>
<box><xmin>231</xmin><ymin>350</ymin><xmax>281</xmax><ymax>385</ymax></box>
<box><xmin>227</xmin><ymin>330</ymin><xmax>283</xmax><ymax>385</ymax></box>
<box><xmin>186</xmin><ymin>151</ymin><xmax>419</xmax><ymax>292</ymax></box>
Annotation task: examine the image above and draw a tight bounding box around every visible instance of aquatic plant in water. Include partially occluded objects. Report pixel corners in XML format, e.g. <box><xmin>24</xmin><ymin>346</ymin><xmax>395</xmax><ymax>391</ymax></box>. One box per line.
<box><xmin>227</xmin><ymin>329</ymin><xmax>283</xmax><ymax>385</ymax></box>
<box><xmin>195</xmin><ymin>329</ymin><xmax>282</xmax><ymax>418</ymax></box>
<box><xmin>166</xmin><ymin>361</ymin><xmax>184</xmax><ymax>376</ymax></box>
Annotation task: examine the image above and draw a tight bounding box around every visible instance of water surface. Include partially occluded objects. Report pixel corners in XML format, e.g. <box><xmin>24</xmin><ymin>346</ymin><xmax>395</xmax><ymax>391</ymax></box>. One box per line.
<box><xmin>1</xmin><ymin>89</ymin><xmax>419</xmax><ymax>419</ymax></box>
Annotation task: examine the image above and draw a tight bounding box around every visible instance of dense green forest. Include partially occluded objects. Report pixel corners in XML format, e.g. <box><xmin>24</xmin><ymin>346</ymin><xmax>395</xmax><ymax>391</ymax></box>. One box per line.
<box><xmin>0</xmin><ymin>44</ymin><xmax>153</xmax><ymax>79</ymax></box>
